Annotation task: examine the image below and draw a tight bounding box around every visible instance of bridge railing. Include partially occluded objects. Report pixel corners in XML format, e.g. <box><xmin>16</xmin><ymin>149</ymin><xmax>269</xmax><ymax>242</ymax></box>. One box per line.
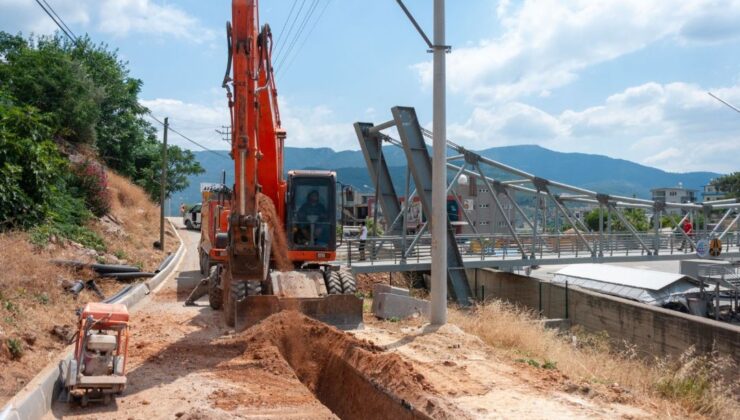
<box><xmin>340</xmin><ymin>231</ymin><xmax>740</xmax><ymax>266</ymax></box>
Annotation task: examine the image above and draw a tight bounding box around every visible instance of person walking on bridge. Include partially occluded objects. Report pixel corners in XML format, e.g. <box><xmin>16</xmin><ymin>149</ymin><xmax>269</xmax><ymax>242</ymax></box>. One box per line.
<box><xmin>678</xmin><ymin>218</ymin><xmax>694</xmax><ymax>252</ymax></box>
<box><xmin>358</xmin><ymin>221</ymin><xmax>368</xmax><ymax>261</ymax></box>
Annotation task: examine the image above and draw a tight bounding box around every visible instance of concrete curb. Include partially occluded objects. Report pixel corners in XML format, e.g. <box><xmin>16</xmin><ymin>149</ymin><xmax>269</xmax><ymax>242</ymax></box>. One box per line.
<box><xmin>0</xmin><ymin>219</ymin><xmax>185</xmax><ymax>420</ymax></box>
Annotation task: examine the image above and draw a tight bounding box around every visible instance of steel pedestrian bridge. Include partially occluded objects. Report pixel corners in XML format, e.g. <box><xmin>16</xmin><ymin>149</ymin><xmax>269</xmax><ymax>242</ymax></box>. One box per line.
<box><xmin>344</xmin><ymin>106</ymin><xmax>740</xmax><ymax>305</ymax></box>
<box><xmin>344</xmin><ymin>232</ymin><xmax>740</xmax><ymax>273</ymax></box>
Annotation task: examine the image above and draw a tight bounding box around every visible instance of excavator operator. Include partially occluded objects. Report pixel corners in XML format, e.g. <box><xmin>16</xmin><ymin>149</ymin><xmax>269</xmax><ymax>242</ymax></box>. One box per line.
<box><xmin>295</xmin><ymin>190</ymin><xmax>329</xmax><ymax>245</ymax></box>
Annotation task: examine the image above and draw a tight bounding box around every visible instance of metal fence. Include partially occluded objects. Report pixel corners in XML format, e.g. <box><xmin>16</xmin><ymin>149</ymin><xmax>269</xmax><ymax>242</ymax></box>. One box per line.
<box><xmin>340</xmin><ymin>231</ymin><xmax>740</xmax><ymax>268</ymax></box>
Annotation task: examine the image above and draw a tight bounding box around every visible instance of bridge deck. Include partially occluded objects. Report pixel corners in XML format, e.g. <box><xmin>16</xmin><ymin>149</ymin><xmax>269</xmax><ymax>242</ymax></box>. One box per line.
<box><xmin>346</xmin><ymin>246</ymin><xmax>740</xmax><ymax>273</ymax></box>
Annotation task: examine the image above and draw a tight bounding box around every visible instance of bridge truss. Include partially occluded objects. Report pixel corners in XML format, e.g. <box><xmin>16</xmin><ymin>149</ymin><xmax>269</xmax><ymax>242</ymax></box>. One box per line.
<box><xmin>349</xmin><ymin>107</ymin><xmax>740</xmax><ymax>288</ymax></box>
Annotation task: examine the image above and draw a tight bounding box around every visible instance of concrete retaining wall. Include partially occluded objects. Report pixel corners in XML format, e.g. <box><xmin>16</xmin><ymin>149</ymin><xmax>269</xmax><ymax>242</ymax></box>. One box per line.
<box><xmin>0</xmin><ymin>221</ymin><xmax>185</xmax><ymax>420</ymax></box>
<box><xmin>468</xmin><ymin>268</ymin><xmax>740</xmax><ymax>362</ymax></box>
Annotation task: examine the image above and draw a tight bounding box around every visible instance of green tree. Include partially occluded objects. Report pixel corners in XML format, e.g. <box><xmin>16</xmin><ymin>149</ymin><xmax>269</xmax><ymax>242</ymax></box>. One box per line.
<box><xmin>584</xmin><ymin>208</ymin><xmax>606</xmax><ymax>231</ymax></box>
<box><xmin>136</xmin><ymin>145</ymin><xmax>205</xmax><ymax>201</ymax></box>
<box><xmin>0</xmin><ymin>92</ymin><xmax>63</xmax><ymax>228</ymax></box>
<box><xmin>711</xmin><ymin>172</ymin><xmax>740</xmax><ymax>199</ymax></box>
<box><xmin>0</xmin><ymin>32</ymin><xmax>204</xmax><ymax>201</ymax></box>
<box><xmin>0</xmin><ymin>33</ymin><xmax>102</xmax><ymax>143</ymax></box>
<box><xmin>583</xmin><ymin>208</ymin><xmax>649</xmax><ymax>232</ymax></box>
<box><xmin>661</xmin><ymin>214</ymin><xmax>682</xmax><ymax>229</ymax></box>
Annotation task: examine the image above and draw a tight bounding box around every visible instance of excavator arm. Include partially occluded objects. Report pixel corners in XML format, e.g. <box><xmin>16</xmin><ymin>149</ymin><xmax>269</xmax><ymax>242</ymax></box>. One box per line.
<box><xmin>217</xmin><ymin>0</ymin><xmax>362</xmax><ymax>330</ymax></box>
<box><xmin>225</xmin><ymin>0</ymin><xmax>284</xmax><ymax>281</ymax></box>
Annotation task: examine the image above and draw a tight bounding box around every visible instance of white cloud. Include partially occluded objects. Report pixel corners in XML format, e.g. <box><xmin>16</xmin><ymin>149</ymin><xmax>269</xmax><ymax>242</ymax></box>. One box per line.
<box><xmin>448</xmin><ymin>82</ymin><xmax>740</xmax><ymax>173</ymax></box>
<box><xmin>0</xmin><ymin>0</ymin><xmax>213</xmax><ymax>42</ymax></box>
<box><xmin>413</xmin><ymin>0</ymin><xmax>740</xmax><ymax>103</ymax></box>
<box><xmin>140</xmin><ymin>97</ymin><xmax>358</xmax><ymax>152</ymax></box>
<box><xmin>97</xmin><ymin>0</ymin><xmax>214</xmax><ymax>42</ymax></box>
<box><xmin>280</xmin><ymin>100</ymin><xmax>356</xmax><ymax>150</ymax></box>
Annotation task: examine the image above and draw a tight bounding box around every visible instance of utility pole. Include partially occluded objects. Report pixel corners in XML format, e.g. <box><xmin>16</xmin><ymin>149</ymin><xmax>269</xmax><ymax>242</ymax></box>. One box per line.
<box><xmin>159</xmin><ymin>117</ymin><xmax>169</xmax><ymax>251</ymax></box>
<box><xmin>430</xmin><ymin>0</ymin><xmax>447</xmax><ymax>325</ymax></box>
<box><xmin>216</xmin><ymin>126</ymin><xmax>232</xmax><ymax>143</ymax></box>
<box><xmin>395</xmin><ymin>0</ymin><xmax>448</xmax><ymax>324</ymax></box>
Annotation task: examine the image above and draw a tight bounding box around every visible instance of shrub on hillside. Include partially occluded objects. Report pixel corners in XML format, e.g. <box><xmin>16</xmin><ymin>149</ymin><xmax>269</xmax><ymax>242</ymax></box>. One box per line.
<box><xmin>0</xmin><ymin>32</ymin><xmax>204</xmax><ymax>201</ymax></box>
<box><xmin>0</xmin><ymin>96</ymin><xmax>63</xmax><ymax>229</ymax></box>
<box><xmin>71</xmin><ymin>160</ymin><xmax>111</xmax><ymax>217</ymax></box>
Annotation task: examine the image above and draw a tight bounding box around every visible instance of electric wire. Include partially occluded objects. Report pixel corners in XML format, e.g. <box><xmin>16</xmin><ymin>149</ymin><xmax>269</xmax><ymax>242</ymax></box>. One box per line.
<box><xmin>274</xmin><ymin>0</ymin><xmax>319</xmax><ymax>72</ymax></box>
<box><xmin>33</xmin><ymin>0</ymin><xmax>75</xmax><ymax>42</ymax></box>
<box><xmin>277</xmin><ymin>0</ymin><xmax>331</xmax><ymax>77</ymax></box>
<box><xmin>146</xmin><ymin>114</ymin><xmax>230</xmax><ymax>160</ymax></box>
<box><xmin>273</xmin><ymin>0</ymin><xmax>299</xmax><ymax>53</ymax></box>
<box><xmin>273</xmin><ymin>0</ymin><xmax>307</xmax><ymax>62</ymax></box>
<box><xmin>41</xmin><ymin>0</ymin><xmax>78</xmax><ymax>40</ymax></box>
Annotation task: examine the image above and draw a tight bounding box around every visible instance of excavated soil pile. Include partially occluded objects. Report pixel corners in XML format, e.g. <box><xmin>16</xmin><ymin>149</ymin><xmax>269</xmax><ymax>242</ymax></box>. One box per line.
<box><xmin>218</xmin><ymin>311</ymin><xmax>461</xmax><ymax>420</ymax></box>
<box><xmin>257</xmin><ymin>193</ymin><xmax>292</xmax><ymax>271</ymax></box>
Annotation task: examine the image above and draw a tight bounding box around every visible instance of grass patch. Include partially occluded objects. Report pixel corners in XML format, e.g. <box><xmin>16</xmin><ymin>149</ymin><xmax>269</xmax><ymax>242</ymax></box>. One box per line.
<box><xmin>28</xmin><ymin>189</ymin><xmax>105</xmax><ymax>251</ymax></box>
<box><xmin>655</xmin><ymin>347</ymin><xmax>738</xmax><ymax>415</ymax></box>
<box><xmin>450</xmin><ymin>300</ymin><xmax>739</xmax><ymax>417</ymax></box>
<box><xmin>6</xmin><ymin>338</ymin><xmax>23</xmax><ymax>360</ymax></box>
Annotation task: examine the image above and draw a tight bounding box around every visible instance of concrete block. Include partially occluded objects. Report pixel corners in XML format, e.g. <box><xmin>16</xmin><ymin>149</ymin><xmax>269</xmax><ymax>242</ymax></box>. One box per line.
<box><xmin>372</xmin><ymin>292</ymin><xmax>430</xmax><ymax>320</ymax></box>
<box><xmin>540</xmin><ymin>318</ymin><xmax>571</xmax><ymax>331</ymax></box>
<box><xmin>372</xmin><ymin>284</ymin><xmax>409</xmax><ymax>297</ymax></box>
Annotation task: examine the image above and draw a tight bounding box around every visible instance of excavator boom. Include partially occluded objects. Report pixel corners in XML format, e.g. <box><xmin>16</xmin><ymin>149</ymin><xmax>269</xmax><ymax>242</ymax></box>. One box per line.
<box><xmin>215</xmin><ymin>0</ymin><xmax>361</xmax><ymax>331</ymax></box>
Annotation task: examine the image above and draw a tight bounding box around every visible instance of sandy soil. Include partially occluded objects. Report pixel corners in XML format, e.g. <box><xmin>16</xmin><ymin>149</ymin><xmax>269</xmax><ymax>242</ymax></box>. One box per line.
<box><xmin>45</xmin><ymin>220</ymin><xmax>651</xmax><ymax>419</ymax></box>
<box><xmin>47</xmin><ymin>221</ymin><xmax>337</xmax><ymax>419</ymax></box>
<box><xmin>353</xmin><ymin>319</ymin><xmax>649</xmax><ymax>419</ymax></box>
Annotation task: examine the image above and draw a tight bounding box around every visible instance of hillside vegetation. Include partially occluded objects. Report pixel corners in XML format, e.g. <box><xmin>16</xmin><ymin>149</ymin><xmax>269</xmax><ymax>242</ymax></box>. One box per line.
<box><xmin>0</xmin><ymin>32</ymin><xmax>203</xmax><ymax>239</ymax></box>
<box><xmin>0</xmin><ymin>32</ymin><xmax>189</xmax><ymax>402</ymax></box>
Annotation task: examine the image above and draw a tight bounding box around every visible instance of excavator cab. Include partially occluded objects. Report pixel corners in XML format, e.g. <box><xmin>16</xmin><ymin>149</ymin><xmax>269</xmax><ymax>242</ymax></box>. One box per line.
<box><xmin>286</xmin><ymin>170</ymin><xmax>336</xmax><ymax>263</ymax></box>
<box><xmin>228</xmin><ymin>170</ymin><xmax>361</xmax><ymax>331</ymax></box>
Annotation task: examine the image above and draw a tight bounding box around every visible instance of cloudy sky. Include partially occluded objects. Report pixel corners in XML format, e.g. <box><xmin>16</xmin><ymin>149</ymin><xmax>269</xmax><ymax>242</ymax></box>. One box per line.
<box><xmin>2</xmin><ymin>0</ymin><xmax>740</xmax><ymax>173</ymax></box>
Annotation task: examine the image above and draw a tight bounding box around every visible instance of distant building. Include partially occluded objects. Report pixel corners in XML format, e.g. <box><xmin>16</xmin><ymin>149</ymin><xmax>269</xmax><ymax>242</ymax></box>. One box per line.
<box><xmin>338</xmin><ymin>188</ymin><xmax>373</xmax><ymax>224</ymax></box>
<box><xmin>456</xmin><ymin>174</ymin><xmax>517</xmax><ymax>234</ymax></box>
<box><xmin>651</xmin><ymin>183</ymin><xmax>697</xmax><ymax>215</ymax></box>
<box><xmin>702</xmin><ymin>181</ymin><xmax>725</xmax><ymax>202</ymax></box>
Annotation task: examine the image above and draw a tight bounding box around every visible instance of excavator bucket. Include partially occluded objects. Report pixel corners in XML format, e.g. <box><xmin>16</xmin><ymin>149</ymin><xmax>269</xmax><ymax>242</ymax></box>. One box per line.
<box><xmin>233</xmin><ymin>270</ymin><xmax>364</xmax><ymax>331</ymax></box>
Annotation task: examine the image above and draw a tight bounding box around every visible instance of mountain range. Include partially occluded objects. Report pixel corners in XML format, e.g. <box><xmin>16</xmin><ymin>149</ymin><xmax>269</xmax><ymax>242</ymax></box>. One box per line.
<box><xmin>168</xmin><ymin>145</ymin><xmax>721</xmax><ymax>215</ymax></box>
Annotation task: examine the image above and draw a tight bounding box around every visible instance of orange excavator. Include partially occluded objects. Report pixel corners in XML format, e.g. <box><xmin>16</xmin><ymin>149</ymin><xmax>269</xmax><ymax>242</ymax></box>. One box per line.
<box><xmin>201</xmin><ymin>0</ymin><xmax>361</xmax><ymax>330</ymax></box>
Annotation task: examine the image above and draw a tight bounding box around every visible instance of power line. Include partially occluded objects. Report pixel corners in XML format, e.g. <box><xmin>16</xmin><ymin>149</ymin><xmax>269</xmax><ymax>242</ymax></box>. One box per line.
<box><xmin>708</xmin><ymin>92</ymin><xmax>740</xmax><ymax>115</ymax></box>
<box><xmin>277</xmin><ymin>0</ymin><xmax>332</xmax><ymax>77</ymax></box>
<box><xmin>273</xmin><ymin>0</ymin><xmax>299</xmax><ymax>52</ymax></box>
<box><xmin>275</xmin><ymin>0</ymin><xmax>320</xmax><ymax>72</ymax></box>
<box><xmin>273</xmin><ymin>0</ymin><xmax>308</xmax><ymax>63</ymax></box>
<box><xmin>41</xmin><ymin>0</ymin><xmax>78</xmax><ymax>40</ymax></box>
<box><xmin>34</xmin><ymin>0</ymin><xmax>75</xmax><ymax>42</ymax></box>
<box><xmin>147</xmin><ymin>114</ymin><xmax>230</xmax><ymax>160</ymax></box>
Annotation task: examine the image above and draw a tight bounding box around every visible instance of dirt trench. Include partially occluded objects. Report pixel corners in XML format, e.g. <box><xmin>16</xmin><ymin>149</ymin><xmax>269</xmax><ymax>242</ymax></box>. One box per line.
<box><xmin>216</xmin><ymin>311</ymin><xmax>462</xmax><ymax>420</ymax></box>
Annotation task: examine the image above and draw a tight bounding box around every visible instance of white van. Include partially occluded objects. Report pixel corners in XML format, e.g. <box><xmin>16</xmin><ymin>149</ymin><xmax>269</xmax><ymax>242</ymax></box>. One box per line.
<box><xmin>184</xmin><ymin>203</ymin><xmax>202</xmax><ymax>230</ymax></box>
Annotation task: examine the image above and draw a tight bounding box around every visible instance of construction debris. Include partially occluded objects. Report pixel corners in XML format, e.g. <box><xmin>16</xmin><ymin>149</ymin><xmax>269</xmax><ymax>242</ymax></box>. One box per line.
<box><xmin>66</xmin><ymin>281</ymin><xmax>85</xmax><ymax>298</ymax></box>
<box><xmin>85</xmin><ymin>280</ymin><xmax>105</xmax><ymax>299</ymax></box>
<box><xmin>52</xmin><ymin>260</ymin><xmax>154</xmax><ymax>282</ymax></box>
<box><xmin>64</xmin><ymin>280</ymin><xmax>105</xmax><ymax>300</ymax></box>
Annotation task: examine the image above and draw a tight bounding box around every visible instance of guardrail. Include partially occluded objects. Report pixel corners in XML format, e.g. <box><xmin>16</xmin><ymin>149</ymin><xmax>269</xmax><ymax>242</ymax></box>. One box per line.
<box><xmin>341</xmin><ymin>231</ymin><xmax>740</xmax><ymax>267</ymax></box>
